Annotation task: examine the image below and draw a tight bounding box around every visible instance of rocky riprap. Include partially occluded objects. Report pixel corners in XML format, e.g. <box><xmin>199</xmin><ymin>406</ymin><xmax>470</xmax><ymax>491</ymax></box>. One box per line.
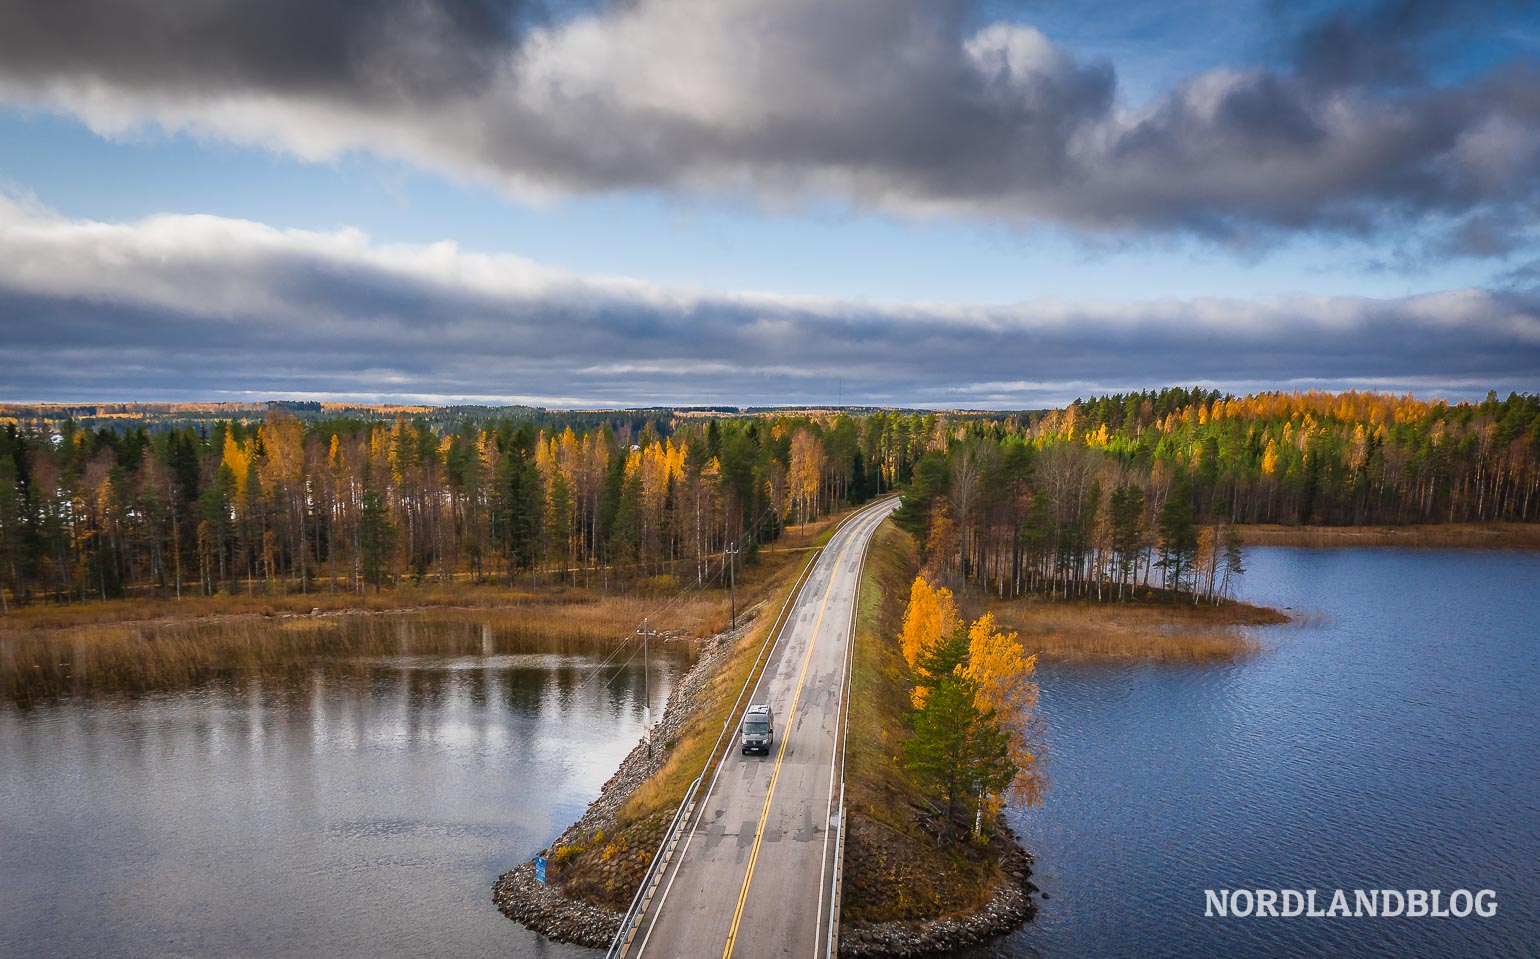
<box><xmin>492</xmin><ymin>624</ymin><xmax>742</xmax><ymax>948</ymax></box>
<box><xmin>493</xmin><ymin>615</ymin><xmax>1039</xmax><ymax>958</ymax></box>
<box><xmin>838</xmin><ymin>834</ymin><xmax>1038</xmax><ymax>958</ymax></box>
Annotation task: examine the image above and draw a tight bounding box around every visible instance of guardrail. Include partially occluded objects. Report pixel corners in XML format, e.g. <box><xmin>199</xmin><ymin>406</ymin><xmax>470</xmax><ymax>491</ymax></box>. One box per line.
<box><xmin>607</xmin><ymin>771</ymin><xmax>703</xmax><ymax>959</ymax></box>
<box><xmin>606</xmin><ymin>519</ymin><xmax>830</xmax><ymax>959</ymax></box>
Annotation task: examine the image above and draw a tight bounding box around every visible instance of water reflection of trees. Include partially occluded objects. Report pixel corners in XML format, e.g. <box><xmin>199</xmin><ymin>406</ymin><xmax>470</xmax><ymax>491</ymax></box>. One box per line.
<box><xmin>1</xmin><ymin>613</ymin><xmax>694</xmax><ymax>707</ymax></box>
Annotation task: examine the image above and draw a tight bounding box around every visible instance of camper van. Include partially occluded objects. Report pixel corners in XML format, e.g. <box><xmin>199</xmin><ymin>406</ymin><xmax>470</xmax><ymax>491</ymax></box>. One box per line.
<box><xmin>741</xmin><ymin>703</ymin><xmax>774</xmax><ymax>755</ymax></box>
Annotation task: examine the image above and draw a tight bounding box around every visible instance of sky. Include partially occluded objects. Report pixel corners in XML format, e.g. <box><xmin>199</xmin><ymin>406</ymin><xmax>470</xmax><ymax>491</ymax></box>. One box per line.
<box><xmin>0</xmin><ymin>0</ymin><xmax>1537</xmax><ymax>409</ymax></box>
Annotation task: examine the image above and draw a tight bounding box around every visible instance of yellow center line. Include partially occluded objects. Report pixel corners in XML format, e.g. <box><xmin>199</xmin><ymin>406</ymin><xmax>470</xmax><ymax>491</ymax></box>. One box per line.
<box><xmin>720</xmin><ymin>515</ymin><xmax>864</xmax><ymax>959</ymax></box>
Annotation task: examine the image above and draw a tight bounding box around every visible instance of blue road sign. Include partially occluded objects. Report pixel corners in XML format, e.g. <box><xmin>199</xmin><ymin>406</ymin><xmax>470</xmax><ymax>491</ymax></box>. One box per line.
<box><xmin>535</xmin><ymin>855</ymin><xmax>547</xmax><ymax>884</ymax></box>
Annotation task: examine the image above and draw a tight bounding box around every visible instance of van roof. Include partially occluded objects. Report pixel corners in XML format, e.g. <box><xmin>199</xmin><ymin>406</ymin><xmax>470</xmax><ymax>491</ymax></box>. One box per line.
<box><xmin>746</xmin><ymin>704</ymin><xmax>771</xmax><ymax>715</ymax></box>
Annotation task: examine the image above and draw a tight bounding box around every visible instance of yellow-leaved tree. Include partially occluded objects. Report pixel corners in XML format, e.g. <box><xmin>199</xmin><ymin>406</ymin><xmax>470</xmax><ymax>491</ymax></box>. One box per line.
<box><xmin>961</xmin><ymin>613</ymin><xmax>1041</xmax><ymax>808</ymax></box>
<box><xmin>899</xmin><ymin>575</ymin><xmax>960</xmax><ymax>704</ymax></box>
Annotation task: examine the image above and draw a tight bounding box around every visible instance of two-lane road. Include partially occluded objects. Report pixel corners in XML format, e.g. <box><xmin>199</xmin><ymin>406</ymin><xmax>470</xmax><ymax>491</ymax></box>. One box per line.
<box><xmin>625</xmin><ymin>497</ymin><xmax>898</xmax><ymax>959</ymax></box>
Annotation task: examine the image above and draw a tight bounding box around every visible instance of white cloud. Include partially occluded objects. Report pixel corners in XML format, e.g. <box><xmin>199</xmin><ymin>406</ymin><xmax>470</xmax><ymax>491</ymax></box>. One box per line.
<box><xmin>0</xmin><ymin>199</ymin><xmax>1535</xmax><ymax>406</ymax></box>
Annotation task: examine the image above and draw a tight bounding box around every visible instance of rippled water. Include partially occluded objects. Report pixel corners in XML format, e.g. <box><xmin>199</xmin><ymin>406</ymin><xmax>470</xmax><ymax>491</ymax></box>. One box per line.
<box><xmin>968</xmin><ymin>548</ymin><xmax>1540</xmax><ymax>959</ymax></box>
<box><xmin>0</xmin><ymin>617</ymin><xmax>688</xmax><ymax>959</ymax></box>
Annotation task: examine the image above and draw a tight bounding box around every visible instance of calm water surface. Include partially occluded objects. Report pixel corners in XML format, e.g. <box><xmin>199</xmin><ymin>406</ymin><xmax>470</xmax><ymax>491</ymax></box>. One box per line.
<box><xmin>970</xmin><ymin>548</ymin><xmax>1540</xmax><ymax>959</ymax></box>
<box><xmin>4</xmin><ymin>552</ymin><xmax>1536</xmax><ymax>959</ymax></box>
<box><xmin>0</xmin><ymin>617</ymin><xmax>688</xmax><ymax>959</ymax></box>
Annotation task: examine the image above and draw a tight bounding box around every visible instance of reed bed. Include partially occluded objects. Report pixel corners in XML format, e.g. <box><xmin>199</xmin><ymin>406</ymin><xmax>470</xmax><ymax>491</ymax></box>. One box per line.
<box><xmin>980</xmin><ymin>595</ymin><xmax>1288</xmax><ymax>663</ymax></box>
<box><xmin>0</xmin><ymin>612</ymin><xmax>639</xmax><ymax>707</ymax></box>
<box><xmin>0</xmin><ymin>509</ymin><xmax>833</xmax><ymax>710</ymax></box>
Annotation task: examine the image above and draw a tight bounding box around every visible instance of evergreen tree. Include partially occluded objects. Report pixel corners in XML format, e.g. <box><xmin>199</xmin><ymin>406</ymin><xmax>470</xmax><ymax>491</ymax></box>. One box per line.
<box><xmin>904</xmin><ymin>629</ymin><xmax>1016</xmax><ymax>835</ymax></box>
<box><xmin>1156</xmin><ymin>485</ymin><xmax>1198</xmax><ymax>594</ymax></box>
<box><xmin>359</xmin><ymin>486</ymin><xmax>395</xmax><ymax>593</ymax></box>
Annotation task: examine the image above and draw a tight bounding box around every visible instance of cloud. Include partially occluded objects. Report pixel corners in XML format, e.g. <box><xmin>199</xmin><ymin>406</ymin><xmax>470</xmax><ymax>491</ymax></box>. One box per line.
<box><xmin>0</xmin><ymin>0</ymin><xmax>1538</xmax><ymax>249</ymax></box>
<box><xmin>0</xmin><ymin>199</ymin><xmax>1535</xmax><ymax>407</ymax></box>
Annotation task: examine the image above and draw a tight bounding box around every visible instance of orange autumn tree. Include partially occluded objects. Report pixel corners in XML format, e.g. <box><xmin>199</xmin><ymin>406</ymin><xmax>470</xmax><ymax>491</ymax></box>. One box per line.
<box><xmin>899</xmin><ymin>574</ymin><xmax>961</xmax><ymax>673</ymax></box>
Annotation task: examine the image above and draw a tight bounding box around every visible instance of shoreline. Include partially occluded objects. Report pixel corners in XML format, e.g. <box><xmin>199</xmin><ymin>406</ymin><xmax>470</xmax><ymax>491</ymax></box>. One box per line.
<box><xmin>492</xmin><ymin>620</ymin><xmax>744</xmax><ymax>948</ymax></box>
<box><xmin>1239</xmin><ymin>522</ymin><xmax>1540</xmax><ymax>549</ymax></box>
<box><xmin>492</xmin><ymin>630</ymin><xmax>1041</xmax><ymax>959</ymax></box>
<box><xmin>9</xmin><ymin>521</ymin><xmax>1532</xmax><ymax>634</ymax></box>
<box><xmin>838</xmin><ymin>829</ymin><xmax>1037</xmax><ymax>957</ymax></box>
<box><xmin>495</xmin><ymin>512</ymin><xmax>1039</xmax><ymax>958</ymax></box>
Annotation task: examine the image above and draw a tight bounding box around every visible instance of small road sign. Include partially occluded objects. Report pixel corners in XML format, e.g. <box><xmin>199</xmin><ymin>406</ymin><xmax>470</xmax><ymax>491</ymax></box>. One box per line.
<box><xmin>535</xmin><ymin>855</ymin><xmax>547</xmax><ymax>884</ymax></box>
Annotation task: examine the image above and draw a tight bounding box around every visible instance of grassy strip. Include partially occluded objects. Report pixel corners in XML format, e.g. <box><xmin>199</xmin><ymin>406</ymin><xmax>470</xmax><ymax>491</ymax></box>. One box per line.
<box><xmin>842</xmin><ymin>519</ymin><xmax>1004</xmax><ymax>924</ymax></box>
<box><xmin>0</xmin><ymin>615</ymin><xmax>642</xmax><ymax>707</ymax></box>
<box><xmin>1239</xmin><ymin>522</ymin><xmax>1540</xmax><ymax>549</ymax></box>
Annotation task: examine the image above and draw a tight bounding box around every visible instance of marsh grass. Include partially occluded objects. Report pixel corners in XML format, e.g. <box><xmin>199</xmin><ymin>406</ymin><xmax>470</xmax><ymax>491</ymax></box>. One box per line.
<box><xmin>0</xmin><ymin>612</ymin><xmax>651</xmax><ymax>707</ymax></box>
<box><xmin>977</xmin><ymin>594</ymin><xmax>1288</xmax><ymax>663</ymax></box>
<box><xmin>0</xmin><ymin>512</ymin><xmax>856</xmax><ymax>709</ymax></box>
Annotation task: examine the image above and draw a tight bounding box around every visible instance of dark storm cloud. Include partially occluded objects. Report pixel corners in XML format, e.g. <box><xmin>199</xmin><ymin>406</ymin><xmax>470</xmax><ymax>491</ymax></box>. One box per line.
<box><xmin>0</xmin><ymin>0</ymin><xmax>531</xmax><ymax>101</ymax></box>
<box><xmin>1291</xmin><ymin>0</ymin><xmax>1452</xmax><ymax>87</ymax></box>
<box><xmin>0</xmin><ymin>204</ymin><xmax>1535</xmax><ymax>406</ymax></box>
<box><xmin>0</xmin><ymin>0</ymin><xmax>1537</xmax><ymax>247</ymax></box>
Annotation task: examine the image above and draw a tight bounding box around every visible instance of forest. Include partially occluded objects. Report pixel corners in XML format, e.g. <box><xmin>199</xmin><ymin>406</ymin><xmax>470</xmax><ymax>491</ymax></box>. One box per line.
<box><xmin>896</xmin><ymin>388</ymin><xmax>1540</xmax><ymax>601</ymax></box>
<box><xmin>0</xmin><ymin>389</ymin><xmax>1535</xmax><ymax>610</ymax></box>
<box><xmin>0</xmin><ymin>410</ymin><xmax>911</xmax><ymax>607</ymax></box>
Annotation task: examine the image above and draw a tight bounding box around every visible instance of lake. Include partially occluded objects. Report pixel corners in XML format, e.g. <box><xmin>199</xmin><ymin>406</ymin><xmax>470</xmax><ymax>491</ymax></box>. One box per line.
<box><xmin>3</xmin><ymin>550</ymin><xmax>1536</xmax><ymax>959</ymax></box>
<box><xmin>969</xmin><ymin>548</ymin><xmax>1540</xmax><ymax>959</ymax></box>
<box><xmin>0</xmin><ymin>616</ymin><xmax>690</xmax><ymax>959</ymax></box>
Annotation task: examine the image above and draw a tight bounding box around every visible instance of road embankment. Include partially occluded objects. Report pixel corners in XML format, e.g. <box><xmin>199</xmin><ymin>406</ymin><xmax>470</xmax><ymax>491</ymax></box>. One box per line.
<box><xmin>493</xmin><ymin>620</ymin><xmax>741</xmax><ymax>946</ymax></box>
<box><xmin>838</xmin><ymin>520</ymin><xmax>1038</xmax><ymax>956</ymax></box>
<box><xmin>493</xmin><ymin>513</ymin><xmax>841</xmax><ymax>947</ymax></box>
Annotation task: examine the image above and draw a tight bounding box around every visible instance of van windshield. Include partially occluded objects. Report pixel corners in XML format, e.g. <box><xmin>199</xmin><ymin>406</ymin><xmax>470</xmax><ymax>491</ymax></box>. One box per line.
<box><xmin>744</xmin><ymin>722</ymin><xmax>770</xmax><ymax>735</ymax></box>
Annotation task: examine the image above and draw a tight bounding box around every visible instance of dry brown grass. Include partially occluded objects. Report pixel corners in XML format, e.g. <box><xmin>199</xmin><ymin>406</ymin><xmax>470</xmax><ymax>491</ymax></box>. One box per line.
<box><xmin>1239</xmin><ymin>522</ymin><xmax>1540</xmax><ymax>549</ymax></box>
<box><xmin>0</xmin><ymin>609</ymin><xmax>641</xmax><ymax>707</ymax></box>
<box><xmin>0</xmin><ymin>551</ymin><xmax>819</xmax><ymax>640</ymax></box>
<box><xmin>842</xmin><ymin>519</ymin><xmax>1005</xmax><ymax>923</ymax></box>
<box><xmin>2</xmin><ymin>510</ymin><xmax>854</xmax><ymax>635</ymax></box>
<box><xmin>978</xmin><ymin>594</ymin><xmax>1288</xmax><ymax>663</ymax></box>
<box><xmin>0</xmin><ymin>509</ymin><xmax>859</xmax><ymax>709</ymax></box>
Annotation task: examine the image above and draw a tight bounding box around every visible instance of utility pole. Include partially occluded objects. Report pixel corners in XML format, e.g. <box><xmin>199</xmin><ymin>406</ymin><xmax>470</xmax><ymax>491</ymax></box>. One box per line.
<box><xmin>724</xmin><ymin>546</ymin><xmax>739</xmax><ymax>632</ymax></box>
<box><xmin>637</xmin><ymin>617</ymin><xmax>652</xmax><ymax>759</ymax></box>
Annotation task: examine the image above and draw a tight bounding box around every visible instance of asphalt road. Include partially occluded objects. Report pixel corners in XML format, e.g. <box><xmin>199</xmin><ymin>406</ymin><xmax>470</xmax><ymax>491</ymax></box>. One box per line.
<box><xmin>626</xmin><ymin>498</ymin><xmax>899</xmax><ymax>959</ymax></box>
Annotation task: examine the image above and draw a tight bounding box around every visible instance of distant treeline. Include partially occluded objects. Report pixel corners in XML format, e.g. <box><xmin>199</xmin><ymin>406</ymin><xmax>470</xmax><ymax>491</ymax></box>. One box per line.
<box><xmin>895</xmin><ymin>389</ymin><xmax>1540</xmax><ymax>601</ymax></box>
<box><xmin>0</xmin><ymin>410</ymin><xmax>929</xmax><ymax>607</ymax></box>
<box><xmin>0</xmin><ymin>401</ymin><xmax>688</xmax><ymax>438</ymax></box>
<box><xmin>0</xmin><ymin>389</ymin><xmax>1534</xmax><ymax>609</ymax></box>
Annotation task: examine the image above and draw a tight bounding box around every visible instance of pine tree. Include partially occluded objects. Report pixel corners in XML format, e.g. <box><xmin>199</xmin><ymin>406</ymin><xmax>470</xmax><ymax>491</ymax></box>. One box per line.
<box><xmin>359</xmin><ymin>486</ymin><xmax>395</xmax><ymax>593</ymax></box>
<box><xmin>1156</xmin><ymin>485</ymin><xmax>1198</xmax><ymax>594</ymax></box>
<box><xmin>904</xmin><ymin>629</ymin><xmax>1016</xmax><ymax>837</ymax></box>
